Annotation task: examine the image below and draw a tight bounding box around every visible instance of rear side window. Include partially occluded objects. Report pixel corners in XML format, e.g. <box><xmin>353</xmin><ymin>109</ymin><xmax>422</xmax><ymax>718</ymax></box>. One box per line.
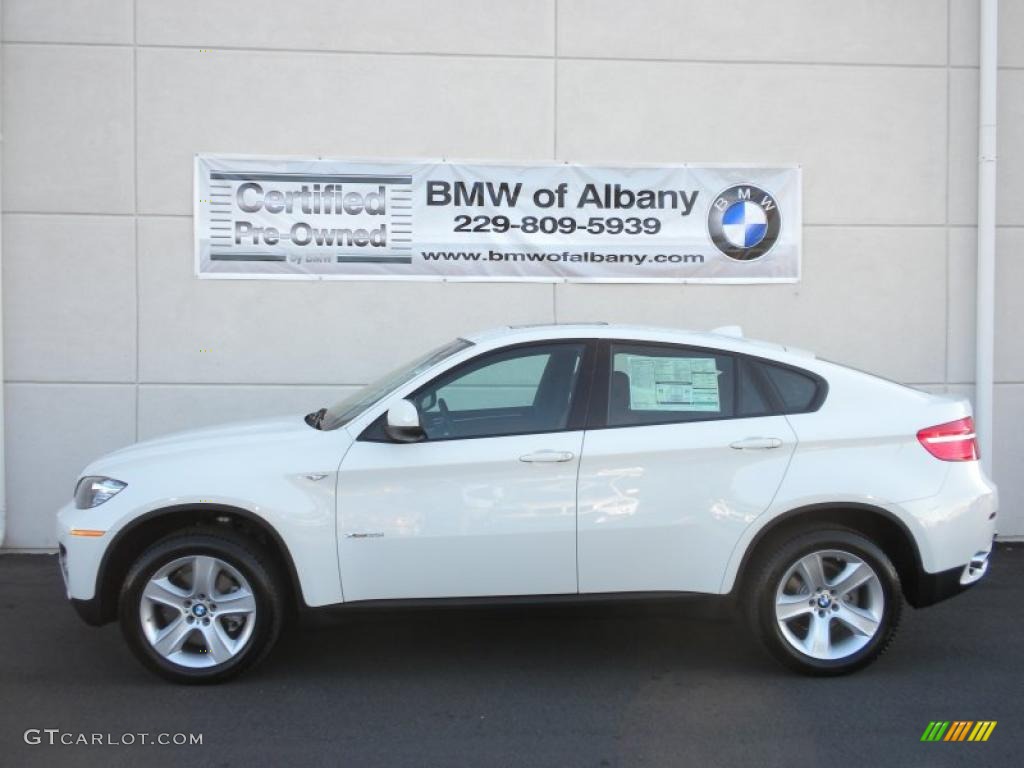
<box><xmin>758</xmin><ymin>361</ymin><xmax>821</xmax><ymax>413</ymax></box>
<box><xmin>608</xmin><ymin>343</ymin><xmax>735</xmax><ymax>426</ymax></box>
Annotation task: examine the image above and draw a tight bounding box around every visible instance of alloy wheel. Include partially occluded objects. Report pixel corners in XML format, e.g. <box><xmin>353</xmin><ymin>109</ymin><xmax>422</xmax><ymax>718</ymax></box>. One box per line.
<box><xmin>774</xmin><ymin>549</ymin><xmax>885</xmax><ymax>661</ymax></box>
<box><xmin>139</xmin><ymin>555</ymin><xmax>257</xmax><ymax>668</ymax></box>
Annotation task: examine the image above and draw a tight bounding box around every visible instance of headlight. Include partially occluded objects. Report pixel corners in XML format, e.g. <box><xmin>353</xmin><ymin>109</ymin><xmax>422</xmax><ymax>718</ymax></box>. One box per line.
<box><xmin>74</xmin><ymin>477</ymin><xmax>126</xmax><ymax>509</ymax></box>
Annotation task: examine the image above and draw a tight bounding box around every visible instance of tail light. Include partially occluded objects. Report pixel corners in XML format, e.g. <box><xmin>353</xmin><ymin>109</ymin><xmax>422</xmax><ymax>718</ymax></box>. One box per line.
<box><xmin>917</xmin><ymin>417</ymin><xmax>980</xmax><ymax>461</ymax></box>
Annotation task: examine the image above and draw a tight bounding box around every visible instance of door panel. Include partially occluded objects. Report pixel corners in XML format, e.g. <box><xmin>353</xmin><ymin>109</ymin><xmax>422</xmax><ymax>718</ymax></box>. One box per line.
<box><xmin>337</xmin><ymin>431</ymin><xmax>582</xmax><ymax>601</ymax></box>
<box><xmin>337</xmin><ymin>339</ymin><xmax>592</xmax><ymax>602</ymax></box>
<box><xmin>577</xmin><ymin>415</ymin><xmax>796</xmax><ymax>594</ymax></box>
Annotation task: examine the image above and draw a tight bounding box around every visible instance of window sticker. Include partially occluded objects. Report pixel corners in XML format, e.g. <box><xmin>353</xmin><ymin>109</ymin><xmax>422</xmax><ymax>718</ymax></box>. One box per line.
<box><xmin>620</xmin><ymin>355</ymin><xmax>722</xmax><ymax>412</ymax></box>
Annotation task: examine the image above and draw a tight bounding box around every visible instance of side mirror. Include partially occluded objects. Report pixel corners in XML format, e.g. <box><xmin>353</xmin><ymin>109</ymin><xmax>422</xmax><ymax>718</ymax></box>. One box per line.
<box><xmin>384</xmin><ymin>399</ymin><xmax>425</xmax><ymax>443</ymax></box>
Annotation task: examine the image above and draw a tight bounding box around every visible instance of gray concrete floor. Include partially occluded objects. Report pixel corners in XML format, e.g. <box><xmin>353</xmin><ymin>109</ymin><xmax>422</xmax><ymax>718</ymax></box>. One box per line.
<box><xmin>1</xmin><ymin>546</ymin><xmax>1021</xmax><ymax>767</ymax></box>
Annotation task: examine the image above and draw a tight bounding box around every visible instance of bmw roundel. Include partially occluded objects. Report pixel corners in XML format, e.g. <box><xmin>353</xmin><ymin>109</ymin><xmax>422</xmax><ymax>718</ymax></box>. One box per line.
<box><xmin>707</xmin><ymin>184</ymin><xmax>782</xmax><ymax>261</ymax></box>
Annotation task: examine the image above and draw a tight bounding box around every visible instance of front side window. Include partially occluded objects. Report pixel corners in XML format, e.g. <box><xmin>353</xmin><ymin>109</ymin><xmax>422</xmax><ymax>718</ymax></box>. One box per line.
<box><xmin>320</xmin><ymin>338</ymin><xmax>473</xmax><ymax>430</ymax></box>
<box><xmin>412</xmin><ymin>343</ymin><xmax>585</xmax><ymax>440</ymax></box>
<box><xmin>607</xmin><ymin>343</ymin><xmax>736</xmax><ymax>426</ymax></box>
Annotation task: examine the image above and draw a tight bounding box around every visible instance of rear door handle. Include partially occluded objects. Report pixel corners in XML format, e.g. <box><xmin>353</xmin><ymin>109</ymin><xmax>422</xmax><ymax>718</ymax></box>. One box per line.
<box><xmin>730</xmin><ymin>437</ymin><xmax>783</xmax><ymax>450</ymax></box>
<box><xmin>520</xmin><ymin>450</ymin><xmax>575</xmax><ymax>463</ymax></box>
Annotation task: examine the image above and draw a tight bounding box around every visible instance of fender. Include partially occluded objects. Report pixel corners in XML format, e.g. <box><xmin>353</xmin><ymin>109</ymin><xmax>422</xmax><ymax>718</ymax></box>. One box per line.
<box><xmin>88</xmin><ymin>503</ymin><xmax>308</xmax><ymax>626</ymax></box>
<box><xmin>720</xmin><ymin>501</ymin><xmax>925</xmax><ymax>596</ymax></box>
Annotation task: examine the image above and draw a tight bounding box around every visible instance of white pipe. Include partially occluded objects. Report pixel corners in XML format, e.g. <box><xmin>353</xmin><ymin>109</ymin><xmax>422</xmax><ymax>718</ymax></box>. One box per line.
<box><xmin>976</xmin><ymin>0</ymin><xmax>998</xmax><ymax>476</ymax></box>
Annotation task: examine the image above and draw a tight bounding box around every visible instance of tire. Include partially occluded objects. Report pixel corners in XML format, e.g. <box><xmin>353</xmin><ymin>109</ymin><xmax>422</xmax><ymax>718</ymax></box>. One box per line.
<box><xmin>744</xmin><ymin>528</ymin><xmax>902</xmax><ymax>676</ymax></box>
<box><xmin>118</xmin><ymin>530</ymin><xmax>284</xmax><ymax>684</ymax></box>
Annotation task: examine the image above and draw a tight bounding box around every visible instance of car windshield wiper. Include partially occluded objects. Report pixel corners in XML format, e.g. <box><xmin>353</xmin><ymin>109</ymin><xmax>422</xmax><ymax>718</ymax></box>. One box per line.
<box><xmin>304</xmin><ymin>407</ymin><xmax>327</xmax><ymax>430</ymax></box>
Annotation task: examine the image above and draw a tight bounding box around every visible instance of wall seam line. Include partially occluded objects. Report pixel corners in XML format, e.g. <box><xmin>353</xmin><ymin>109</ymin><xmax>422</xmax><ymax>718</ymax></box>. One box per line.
<box><xmin>553</xmin><ymin>0</ymin><xmax>559</xmax><ymax>325</ymax></box>
<box><xmin>944</xmin><ymin>0</ymin><xmax>952</xmax><ymax>392</ymax></box>
<box><xmin>132</xmin><ymin>0</ymin><xmax>140</xmax><ymax>441</ymax></box>
<box><xmin>4</xmin><ymin>39</ymin><xmax>1013</xmax><ymax>71</ymax></box>
<box><xmin>552</xmin><ymin>0</ymin><xmax>558</xmax><ymax>160</ymax></box>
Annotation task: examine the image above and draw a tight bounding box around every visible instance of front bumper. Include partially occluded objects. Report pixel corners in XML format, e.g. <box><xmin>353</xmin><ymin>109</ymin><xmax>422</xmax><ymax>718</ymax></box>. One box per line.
<box><xmin>56</xmin><ymin>498</ymin><xmax>127</xmax><ymax>626</ymax></box>
<box><xmin>56</xmin><ymin>500</ymin><xmax>111</xmax><ymax>602</ymax></box>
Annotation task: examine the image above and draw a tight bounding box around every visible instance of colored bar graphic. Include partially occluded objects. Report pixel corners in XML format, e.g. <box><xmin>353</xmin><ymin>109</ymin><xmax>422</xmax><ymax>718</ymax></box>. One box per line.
<box><xmin>921</xmin><ymin>720</ymin><xmax>996</xmax><ymax>742</ymax></box>
<box><xmin>944</xmin><ymin>721</ymin><xmax>972</xmax><ymax>741</ymax></box>
<box><xmin>970</xmin><ymin>721</ymin><xmax>997</xmax><ymax>742</ymax></box>
<box><xmin>921</xmin><ymin>721</ymin><xmax>949</xmax><ymax>741</ymax></box>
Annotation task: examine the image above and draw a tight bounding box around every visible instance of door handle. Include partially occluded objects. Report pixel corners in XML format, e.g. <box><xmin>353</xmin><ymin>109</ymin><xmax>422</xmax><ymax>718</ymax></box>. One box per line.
<box><xmin>519</xmin><ymin>450</ymin><xmax>575</xmax><ymax>463</ymax></box>
<box><xmin>730</xmin><ymin>437</ymin><xmax>783</xmax><ymax>450</ymax></box>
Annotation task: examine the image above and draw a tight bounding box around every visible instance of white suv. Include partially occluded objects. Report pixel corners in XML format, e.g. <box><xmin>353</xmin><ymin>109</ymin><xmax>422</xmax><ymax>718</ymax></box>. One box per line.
<box><xmin>57</xmin><ymin>324</ymin><xmax>997</xmax><ymax>682</ymax></box>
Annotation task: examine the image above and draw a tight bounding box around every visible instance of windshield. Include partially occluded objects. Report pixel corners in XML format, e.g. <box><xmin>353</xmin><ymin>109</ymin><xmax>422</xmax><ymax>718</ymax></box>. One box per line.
<box><xmin>317</xmin><ymin>338</ymin><xmax>473</xmax><ymax>430</ymax></box>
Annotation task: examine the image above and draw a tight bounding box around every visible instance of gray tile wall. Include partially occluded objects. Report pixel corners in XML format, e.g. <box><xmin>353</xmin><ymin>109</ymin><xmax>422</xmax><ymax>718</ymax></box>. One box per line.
<box><xmin>2</xmin><ymin>0</ymin><xmax>1021</xmax><ymax>546</ymax></box>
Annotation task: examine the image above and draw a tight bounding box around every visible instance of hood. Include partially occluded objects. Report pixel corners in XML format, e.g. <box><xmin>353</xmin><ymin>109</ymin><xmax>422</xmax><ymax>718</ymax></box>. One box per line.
<box><xmin>83</xmin><ymin>414</ymin><xmax>315</xmax><ymax>478</ymax></box>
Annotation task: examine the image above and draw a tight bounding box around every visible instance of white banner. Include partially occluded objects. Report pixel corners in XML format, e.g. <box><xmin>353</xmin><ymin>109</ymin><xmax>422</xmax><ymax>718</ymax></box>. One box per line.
<box><xmin>195</xmin><ymin>155</ymin><xmax>800</xmax><ymax>283</ymax></box>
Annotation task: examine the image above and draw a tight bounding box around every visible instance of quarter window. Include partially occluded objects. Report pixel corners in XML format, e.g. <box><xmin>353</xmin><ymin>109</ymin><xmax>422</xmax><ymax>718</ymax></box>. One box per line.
<box><xmin>607</xmin><ymin>343</ymin><xmax>735</xmax><ymax>426</ymax></box>
<box><xmin>758</xmin><ymin>361</ymin><xmax>820</xmax><ymax>413</ymax></box>
<box><xmin>738</xmin><ymin>358</ymin><xmax>773</xmax><ymax>418</ymax></box>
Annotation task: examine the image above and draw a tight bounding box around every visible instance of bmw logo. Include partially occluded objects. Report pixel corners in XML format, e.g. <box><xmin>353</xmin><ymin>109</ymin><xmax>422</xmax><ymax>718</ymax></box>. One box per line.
<box><xmin>707</xmin><ymin>184</ymin><xmax>782</xmax><ymax>261</ymax></box>
<box><xmin>192</xmin><ymin>604</ymin><xmax>208</xmax><ymax>617</ymax></box>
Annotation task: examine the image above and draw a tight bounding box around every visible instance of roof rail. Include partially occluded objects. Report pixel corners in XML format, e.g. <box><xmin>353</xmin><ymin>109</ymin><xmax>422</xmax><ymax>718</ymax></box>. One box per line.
<box><xmin>507</xmin><ymin>322</ymin><xmax>609</xmax><ymax>329</ymax></box>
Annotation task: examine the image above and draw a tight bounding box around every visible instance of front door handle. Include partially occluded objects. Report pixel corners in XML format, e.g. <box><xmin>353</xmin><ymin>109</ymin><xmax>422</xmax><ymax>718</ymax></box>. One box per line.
<box><xmin>520</xmin><ymin>450</ymin><xmax>575</xmax><ymax>463</ymax></box>
<box><xmin>730</xmin><ymin>437</ymin><xmax>783</xmax><ymax>450</ymax></box>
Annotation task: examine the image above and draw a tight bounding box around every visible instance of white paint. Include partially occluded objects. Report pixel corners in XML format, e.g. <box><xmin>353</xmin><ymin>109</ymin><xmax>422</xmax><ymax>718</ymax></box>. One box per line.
<box><xmin>577</xmin><ymin>415</ymin><xmax>797</xmax><ymax>593</ymax></box>
<box><xmin>57</xmin><ymin>325</ymin><xmax>997</xmax><ymax>609</ymax></box>
<box><xmin>338</xmin><ymin>431</ymin><xmax>582</xmax><ymax>601</ymax></box>
<box><xmin>58</xmin><ymin>416</ymin><xmax>351</xmax><ymax>607</ymax></box>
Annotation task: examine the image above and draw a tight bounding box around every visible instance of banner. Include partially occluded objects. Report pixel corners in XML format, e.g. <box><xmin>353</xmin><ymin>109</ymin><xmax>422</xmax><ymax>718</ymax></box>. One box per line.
<box><xmin>195</xmin><ymin>155</ymin><xmax>800</xmax><ymax>283</ymax></box>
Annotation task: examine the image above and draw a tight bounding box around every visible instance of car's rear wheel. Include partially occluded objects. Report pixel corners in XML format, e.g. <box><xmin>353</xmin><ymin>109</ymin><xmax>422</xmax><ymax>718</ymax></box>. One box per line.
<box><xmin>745</xmin><ymin>528</ymin><xmax>902</xmax><ymax>675</ymax></box>
<box><xmin>119</xmin><ymin>531</ymin><xmax>283</xmax><ymax>684</ymax></box>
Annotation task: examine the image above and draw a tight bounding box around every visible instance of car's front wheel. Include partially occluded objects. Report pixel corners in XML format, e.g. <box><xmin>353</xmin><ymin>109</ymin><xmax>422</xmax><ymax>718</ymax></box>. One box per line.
<box><xmin>119</xmin><ymin>531</ymin><xmax>284</xmax><ymax>683</ymax></box>
<box><xmin>745</xmin><ymin>528</ymin><xmax>902</xmax><ymax>675</ymax></box>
